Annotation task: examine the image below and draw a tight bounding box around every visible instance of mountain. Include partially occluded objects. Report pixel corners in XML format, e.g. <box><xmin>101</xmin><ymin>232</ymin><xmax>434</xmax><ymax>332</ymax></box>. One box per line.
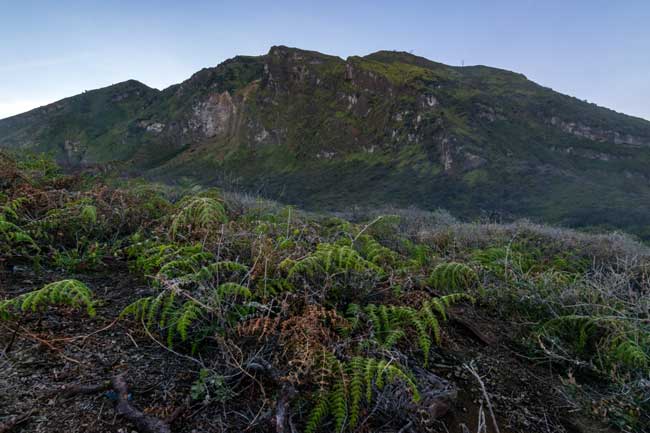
<box><xmin>2</xmin><ymin>46</ymin><xmax>650</xmax><ymax>238</ymax></box>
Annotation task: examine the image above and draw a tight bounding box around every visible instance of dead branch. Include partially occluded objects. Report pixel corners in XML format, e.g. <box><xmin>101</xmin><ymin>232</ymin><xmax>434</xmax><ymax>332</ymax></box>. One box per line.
<box><xmin>59</xmin><ymin>381</ymin><xmax>111</xmax><ymax>399</ymax></box>
<box><xmin>111</xmin><ymin>374</ymin><xmax>171</xmax><ymax>433</ymax></box>
<box><xmin>55</xmin><ymin>375</ymin><xmax>172</xmax><ymax>433</ymax></box>
<box><xmin>464</xmin><ymin>362</ymin><xmax>500</xmax><ymax>433</ymax></box>
<box><xmin>246</xmin><ymin>359</ymin><xmax>297</xmax><ymax>433</ymax></box>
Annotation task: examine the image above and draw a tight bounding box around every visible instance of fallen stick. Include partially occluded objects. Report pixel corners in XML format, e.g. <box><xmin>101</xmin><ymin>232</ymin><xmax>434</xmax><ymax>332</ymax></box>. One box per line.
<box><xmin>59</xmin><ymin>381</ymin><xmax>111</xmax><ymax>399</ymax></box>
<box><xmin>111</xmin><ymin>374</ymin><xmax>171</xmax><ymax>433</ymax></box>
<box><xmin>464</xmin><ymin>362</ymin><xmax>500</xmax><ymax>433</ymax></box>
<box><xmin>57</xmin><ymin>375</ymin><xmax>173</xmax><ymax>433</ymax></box>
<box><xmin>246</xmin><ymin>359</ymin><xmax>297</xmax><ymax>433</ymax></box>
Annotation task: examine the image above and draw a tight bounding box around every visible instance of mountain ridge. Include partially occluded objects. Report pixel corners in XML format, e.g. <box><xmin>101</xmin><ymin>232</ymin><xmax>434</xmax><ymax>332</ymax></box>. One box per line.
<box><xmin>2</xmin><ymin>45</ymin><xmax>650</xmax><ymax>238</ymax></box>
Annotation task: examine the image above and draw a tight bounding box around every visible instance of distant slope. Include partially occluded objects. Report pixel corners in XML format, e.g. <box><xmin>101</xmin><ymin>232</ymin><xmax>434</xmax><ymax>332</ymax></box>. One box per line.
<box><xmin>2</xmin><ymin>46</ymin><xmax>650</xmax><ymax>238</ymax></box>
<box><xmin>0</xmin><ymin>80</ymin><xmax>159</xmax><ymax>164</ymax></box>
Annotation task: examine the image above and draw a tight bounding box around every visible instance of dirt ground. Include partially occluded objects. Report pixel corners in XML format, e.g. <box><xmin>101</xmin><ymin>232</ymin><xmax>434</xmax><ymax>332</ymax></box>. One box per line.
<box><xmin>0</xmin><ymin>265</ymin><xmax>617</xmax><ymax>433</ymax></box>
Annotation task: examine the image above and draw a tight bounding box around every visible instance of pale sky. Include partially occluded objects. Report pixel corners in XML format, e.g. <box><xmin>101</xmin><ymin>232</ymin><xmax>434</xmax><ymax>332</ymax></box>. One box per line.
<box><xmin>1</xmin><ymin>0</ymin><xmax>649</xmax><ymax>120</ymax></box>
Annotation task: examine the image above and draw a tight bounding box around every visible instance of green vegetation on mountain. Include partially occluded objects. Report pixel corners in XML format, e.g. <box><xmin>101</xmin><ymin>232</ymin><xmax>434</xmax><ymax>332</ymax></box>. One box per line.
<box><xmin>2</xmin><ymin>46</ymin><xmax>650</xmax><ymax>240</ymax></box>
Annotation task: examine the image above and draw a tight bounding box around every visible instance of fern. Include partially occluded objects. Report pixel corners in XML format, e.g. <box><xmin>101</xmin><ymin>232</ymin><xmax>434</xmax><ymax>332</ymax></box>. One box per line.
<box><xmin>347</xmin><ymin>357</ymin><xmax>364</xmax><ymax>428</ymax></box>
<box><xmin>330</xmin><ymin>373</ymin><xmax>348</xmax><ymax>432</ymax></box>
<box><xmin>430</xmin><ymin>262</ymin><xmax>478</xmax><ymax>292</ymax></box>
<box><xmin>305</xmin><ymin>391</ymin><xmax>330</xmax><ymax>433</ymax></box>
<box><xmin>185</xmin><ymin>261</ymin><xmax>248</xmax><ymax>284</ymax></box>
<box><xmin>0</xmin><ymin>279</ymin><xmax>95</xmax><ymax>319</ymax></box>
<box><xmin>355</xmin><ymin>235</ymin><xmax>398</xmax><ymax>267</ymax></box>
<box><xmin>0</xmin><ymin>214</ymin><xmax>40</xmax><ymax>260</ymax></box>
<box><xmin>126</xmin><ymin>240</ymin><xmax>213</xmax><ymax>278</ymax></box>
<box><xmin>33</xmin><ymin>198</ymin><xmax>101</xmax><ymax>244</ymax></box>
<box><xmin>285</xmin><ymin>243</ymin><xmax>383</xmax><ymax>280</ymax></box>
<box><xmin>214</xmin><ymin>283</ymin><xmax>252</xmax><ymax>300</ymax></box>
<box><xmin>120</xmin><ymin>295</ymin><xmax>154</xmax><ymax>322</ymax></box>
<box><xmin>175</xmin><ymin>300</ymin><xmax>204</xmax><ymax>342</ymax></box>
<box><xmin>80</xmin><ymin>204</ymin><xmax>97</xmax><ymax>225</ymax></box>
<box><xmin>306</xmin><ymin>354</ymin><xmax>420</xmax><ymax>432</ymax></box>
<box><xmin>170</xmin><ymin>196</ymin><xmax>227</xmax><ymax>239</ymax></box>
<box><xmin>157</xmin><ymin>251</ymin><xmax>214</xmax><ymax>279</ymax></box>
<box><xmin>611</xmin><ymin>338</ymin><xmax>648</xmax><ymax>369</ymax></box>
<box><xmin>355</xmin><ymin>294</ymin><xmax>472</xmax><ymax>365</ymax></box>
<box><xmin>539</xmin><ymin>315</ymin><xmax>649</xmax><ymax>372</ymax></box>
<box><xmin>121</xmin><ymin>291</ymin><xmax>206</xmax><ymax>347</ymax></box>
<box><xmin>345</xmin><ymin>303</ymin><xmax>362</xmax><ymax>332</ymax></box>
<box><xmin>121</xmin><ymin>281</ymin><xmax>250</xmax><ymax>349</ymax></box>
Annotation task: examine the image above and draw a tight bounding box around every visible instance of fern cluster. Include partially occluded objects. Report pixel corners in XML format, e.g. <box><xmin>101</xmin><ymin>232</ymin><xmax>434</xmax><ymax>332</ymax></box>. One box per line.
<box><xmin>472</xmin><ymin>246</ymin><xmax>543</xmax><ymax>278</ymax></box>
<box><xmin>430</xmin><ymin>262</ymin><xmax>478</xmax><ymax>292</ymax></box>
<box><xmin>0</xmin><ymin>279</ymin><xmax>95</xmax><ymax>320</ymax></box>
<box><xmin>32</xmin><ymin>198</ymin><xmax>100</xmax><ymax>243</ymax></box>
<box><xmin>354</xmin><ymin>235</ymin><xmax>398</xmax><ymax>267</ymax></box>
<box><xmin>348</xmin><ymin>293</ymin><xmax>473</xmax><ymax>364</ymax></box>
<box><xmin>121</xmin><ymin>281</ymin><xmax>252</xmax><ymax>348</ymax></box>
<box><xmin>305</xmin><ymin>353</ymin><xmax>420</xmax><ymax>433</ymax></box>
<box><xmin>283</xmin><ymin>242</ymin><xmax>383</xmax><ymax>280</ymax></box>
<box><xmin>539</xmin><ymin>315</ymin><xmax>649</xmax><ymax>371</ymax></box>
<box><xmin>0</xmin><ymin>213</ymin><xmax>40</xmax><ymax>261</ymax></box>
<box><xmin>182</xmin><ymin>260</ymin><xmax>249</xmax><ymax>284</ymax></box>
<box><xmin>126</xmin><ymin>239</ymin><xmax>213</xmax><ymax>277</ymax></box>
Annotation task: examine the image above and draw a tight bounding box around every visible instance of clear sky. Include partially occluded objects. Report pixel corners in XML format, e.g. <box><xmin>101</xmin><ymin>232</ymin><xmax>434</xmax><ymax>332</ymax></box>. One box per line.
<box><xmin>1</xmin><ymin>0</ymin><xmax>649</xmax><ymax>120</ymax></box>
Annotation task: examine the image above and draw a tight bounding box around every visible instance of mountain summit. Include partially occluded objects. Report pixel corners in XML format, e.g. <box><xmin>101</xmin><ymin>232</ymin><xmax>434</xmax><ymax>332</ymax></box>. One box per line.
<box><xmin>2</xmin><ymin>46</ymin><xmax>650</xmax><ymax>236</ymax></box>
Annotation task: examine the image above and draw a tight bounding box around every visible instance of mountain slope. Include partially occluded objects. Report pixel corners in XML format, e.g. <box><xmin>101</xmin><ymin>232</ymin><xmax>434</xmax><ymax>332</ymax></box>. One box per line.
<box><xmin>2</xmin><ymin>46</ymin><xmax>650</xmax><ymax>237</ymax></box>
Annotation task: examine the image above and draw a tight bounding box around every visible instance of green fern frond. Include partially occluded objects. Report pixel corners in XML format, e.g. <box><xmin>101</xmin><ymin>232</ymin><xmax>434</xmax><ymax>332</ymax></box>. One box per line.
<box><xmin>175</xmin><ymin>300</ymin><xmax>204</xmax><ymax>342</ymax></box>
<box><xmin>127</xmin><ymin>241</ymin><xmax>210</xmax><ymax>277</ymax></box>
<box><xmin>421</xmin><ymin>301</ymin><xmax>442</xmax><ymax>345</ymax></box>
<box><xmin>358</xmin><ymin>295</ymin><xmax>469</xmax><ymax>363</ymax></box>
<box><xmin>347</xmin><ymin>357</ymin><xmax>365</xmax><ymax>428</ymax></box>
<box><xmin>308</xmin><ymin>353</ymin><xmax>420</xmax><ymax>433</ymax></box>
<box><xmin>382</xmin><ymin>364</ymin><xmax>421</xmax><ymax>403</ymax></box>
<box><xmin>120</xmin><ymin>296</ymin><xmax>153</xmax><ymax>322</ymax></box>
<box><xmin>189</xmin><ymin>261</ymin><xmax>248</xmax><ymax>283</ymax></box>
<box><xmin>157</xmin><ymin>251</ymin><xmax>213</xmax><ymax>279</ymax></box>
<box><xmin>430</xmin><ymin>262</ymin><xmax>478</xmax><ymax>292</ymax></box>
<box><xmin>80</xmin><ymin>204</ymin><xmax>97</xmax><ymax>225</ymax></box>
<box><xmin>305</xmin><ymin>391</ymin><xmax>331</xmax><ymax>433</ymax></box>
<box><xmin>1</xmin><ymin>279</ymin><xmax>95</xmax><ymax>319</ymax></box>
<box><xmin>170</xmin><ymin>196</ymin><xmax>227</xmax><ymax>239</ymax></box>
<box><xmin>287</xmin><ymin>243</ymin><xmax>383</xmax><ymax>281</ymax></box>
<box><xmin>611</xmin><ymin>338</ymin><xmax>648</xmax><ymax>369</ymax></box>
<box><xmin>121</xmin><ymin>290</ymin><xmax>207</xmax><ymax>348</ymax></box>
<box><xmin>345</xmin><ymin>303</ymin><xmax>362</xmax><ymax>331</ymax></box>
<box><xmin>355</xmin><ymin>235</ymin><xmax>398</xmax><ymax>267</ymax></box>
<box><xmin>215</xmin><ymin>283</ymin><xmax>252</xmax><ymax>301</ymax></box>
<box><xmin>0</xmin><ymin>215</ymin><xmax>40</xmax><ymax>259</ymax></box>
<box><xmin>438</xmin><ymin>293</ymin><xmax>476</xmax><ymax>307</ymax></box>
<box><xmin>538</xmin><ymin>315</ymin><xmax>649</xmax><ymax>372</ymax></box>
<box><xmin>363</xmin><ymin>357</ymin><xmax>377</xmax><ymax>404</ymax></box>
<box><xmin>330</xmin><ymin>375</ymin><xmax>348</xmax><ymax>432</ymax></box>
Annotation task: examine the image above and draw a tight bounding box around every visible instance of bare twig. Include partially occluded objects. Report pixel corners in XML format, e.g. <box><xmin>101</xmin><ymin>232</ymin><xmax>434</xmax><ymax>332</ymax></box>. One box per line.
<box><xmin>464</xmin><ymin>361</ymin><xmax>500</xmax><ymax>433</ymax></box>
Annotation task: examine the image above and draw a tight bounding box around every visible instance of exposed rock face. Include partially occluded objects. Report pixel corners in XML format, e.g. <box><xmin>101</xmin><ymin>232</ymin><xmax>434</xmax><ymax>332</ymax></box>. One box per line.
<box><xmin>138</xmin><ymin>121</ymin><xmax>165</xmax><ymax>134</ymax></box>
<box><xmin>63</xmin><ymin>139</ymin><xmax>86</xmax><ymax>164</ymax></box>
<box><xmin>549</xmin><ymin>116</ymin><xmax>648</xmax><ymax>147</ymax></box>
<box><xmin>189</xmin><ymin>92</ymin><xmax>238</xmax><ymax>138</ymax></box>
